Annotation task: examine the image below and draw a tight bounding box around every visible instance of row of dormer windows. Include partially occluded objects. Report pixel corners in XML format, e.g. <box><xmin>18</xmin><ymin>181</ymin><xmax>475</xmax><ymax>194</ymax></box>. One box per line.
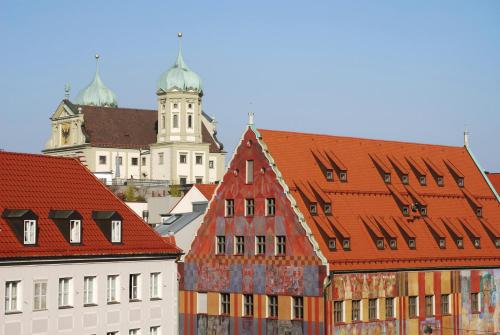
<box><xmin>383</xmin><ymin>171</ymin><xmax>464</xmax><ymax>188</ymax></box>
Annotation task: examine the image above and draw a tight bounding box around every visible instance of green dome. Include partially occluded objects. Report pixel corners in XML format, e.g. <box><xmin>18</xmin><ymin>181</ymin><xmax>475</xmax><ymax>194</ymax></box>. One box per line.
<box><xmin>157</xmin><ymin>49</ymin><xmax>203</xmax><ymax>94</ymax></box>
<box><xmin>75</xmin><ymin>56</ymin><xmax>118</xmax><ymax>107</ymax></box>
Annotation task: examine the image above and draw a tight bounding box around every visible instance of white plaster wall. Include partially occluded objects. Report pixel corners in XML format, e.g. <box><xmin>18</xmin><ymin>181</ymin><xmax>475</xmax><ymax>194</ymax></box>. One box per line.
<box><xmin>0</xmin><ymin>258</ymin><xmax>178</xmax><ymax>335</ymax></box>
<box><xmin>125</xmin><ymin>202</ymin><xmax>148</xmax><ymax>219</ymax></box>
<box><xmin>170</xmin><ymin>187</ymin><xmax>207</xmax><ymax>214</ymax></box>
<box><xmin>176</xmin><ymin>151</ymin><xmax>190</xmax><ymax>181</ymax></box>
<box><xmin>174</xmin><ymin>216</ymin><xmax>204</xmax><ymax>261</ymax></box>
<box><xmin>208</xmin><ymin>155</ymin><xmax>217</xmax><ymax>182</ymax></box>
<box><xmin>193</xmin><ymin>152</ymin><xmax>206</xmax><ymax>181</ymax></box>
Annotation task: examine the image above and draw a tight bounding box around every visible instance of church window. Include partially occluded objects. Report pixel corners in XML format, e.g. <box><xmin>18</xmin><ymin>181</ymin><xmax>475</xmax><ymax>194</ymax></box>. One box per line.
<box><xmin>195</xmin><ymin>155</ymin><xmax>203</xmax><ymax>165</ymax></box>
<box><xmin>180</xmin><ymin>154</ymin><xmax>187</xmax><ymax>164</ymax></box>
<box><xmin>209</xmin><ymin>160</ymin><xmax>214</xmax><ymax>169</ymax></box>
<box><xmin>173</xmin><ymin>114</ymin><xmax>179</xmax><ymax>128</ymax></box>
<box><xmin>158</xmin><ymin>153</ymin><xmax>164</xmax><ymax>165</ymax></box>
<box><xmin>131</xmin><ymin>158</ymin><xmax>138</xmax><ymax>166</ymax></box>
<box><xmin>188</xmin><ymin>114</ymin><xmax>193</xmax><ymax>128</ymax></box>
<box><xmin>99</xmin><ymin>156</ymin><xmax>107</xmax><ymax>165</ymax></box>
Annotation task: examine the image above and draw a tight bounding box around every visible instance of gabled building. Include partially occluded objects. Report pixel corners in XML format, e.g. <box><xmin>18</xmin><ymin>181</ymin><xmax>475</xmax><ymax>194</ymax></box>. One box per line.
<box><xmin>43</xmin><ymin>36</ymin><xmax>226</xmax><ymax>185</ymax></box>
<box><xmin>180</xmin><ymin>121</ymin><xmax>500</xmax><ymax>335</ymax></box>
<box><xmin>0</xmin><ymin>151</ymin><xmax>182</xmax><ymax>335</ymax></box>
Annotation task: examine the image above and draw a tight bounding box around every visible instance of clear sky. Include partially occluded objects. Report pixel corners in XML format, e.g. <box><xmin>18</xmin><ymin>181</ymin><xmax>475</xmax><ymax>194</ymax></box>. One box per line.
<box><xmin>1</xmin><ymin>1</ymin><xmax>499</xmax><ymax>170</ymax></box>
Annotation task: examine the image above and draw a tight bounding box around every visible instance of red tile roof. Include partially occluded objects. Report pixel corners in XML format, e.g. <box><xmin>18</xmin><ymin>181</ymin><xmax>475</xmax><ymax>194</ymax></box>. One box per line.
<box><xmin>487</xmin><ymin>173</ymin><xmax>500</xmax><ymax>194</ymax></box>
<box><xmin>258</xmin><ymin>129</ymin><xmax>500</xmax><ymax>271</ymax></box>
<box><xmin>193</xmin><ymin>184</ymin><xmax>217</xmax><ymax>201</ymax></box>
<box><xmin>0</xmin><ymin>151</ymin><xmax>181</xmax><ymax>259</ymax></box>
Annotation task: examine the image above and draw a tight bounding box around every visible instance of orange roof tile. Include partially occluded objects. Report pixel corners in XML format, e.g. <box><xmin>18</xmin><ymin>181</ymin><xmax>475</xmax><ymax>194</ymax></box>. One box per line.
<box><xmin>258</xmin><ymin>128</ymin><xmax>500</xmax><ymax>271</ymax></box>
<box><xmin>193</xmin><ymin>184</ymin><xmax>217</xmax><ymax>201</ymax></box>
<box><xmin>487</xmin><ymin>173</ymin><xmax>500</xmax><ymax>194</ymax></box>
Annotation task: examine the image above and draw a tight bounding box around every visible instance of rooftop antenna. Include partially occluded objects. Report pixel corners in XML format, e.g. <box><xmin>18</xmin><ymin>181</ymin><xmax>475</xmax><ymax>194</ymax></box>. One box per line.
<box><xmin>94</xmin><ymin>53</ymin><xmax>100</xmax><ymax>74</ymax></box>
<box><xmin>64</xmin><ymin>83</ymin><xmax>71</xmax><ymax>99</ymax></box>
<box><xmin>178</xmin><ymin>32</ymin><xmax>183</xmax><ymax>51</ymax></box>
<box><xmin>464</xmin><ymin>126</ymin><xmax>470</xmax><ymax>147</ymax></box>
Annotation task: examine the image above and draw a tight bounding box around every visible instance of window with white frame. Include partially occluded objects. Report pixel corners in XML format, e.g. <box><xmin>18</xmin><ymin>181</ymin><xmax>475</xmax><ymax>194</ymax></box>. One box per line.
<box><xmin>293</xmin><ymin>296</ymin><xmax>304</xmax><ymax>319</ymax></box>
<box><xmin>441</xmin><ymin>294</ymin><xmax>450</xmax><ymax>314</ymax></box>
<box><xmin>268</xmin><ymin>295</ymin><xmax>278</xmax><ymax>318</ymax></box>
<box><xmin>368</xmin><ymin>298</ymin><xmax>378</xmax><ymax>320</ymax></box>
<box><xmin>129</xmin><ymin>274</ymin><xmax>140</xmax><ymax>301</ymax></box>
<box><xmin>33</xmin><ymin>280</ymin><xmax>47</xmax><ymax>311</ymax></box>
<box><xmin>333</xmin><ymin>301</ymin><xmax>343</xmax><ymax>323</ymax></box>
<box><xmin>99</xmin><ymin>155</ymin><xmax>107</xmax><ymax>165</ymax></box>
<box><xmin>58</xmin><ymin>277</ymin><xmax>72</xmax><ymax>307</ymax></box>
<box><xmin>220</xmin><ymin>293</ymin><xmax>230</xmax><ymax>315</ymax></box>
<box><xmin>245</xmin><ymin>160</ymin><xmax>254</xmax><ymax>184</ymax></box>
<box><xmin>409</xmin><ymin>296</ymin><xmax>418</xmax><ymax>318</ymax></box>
<box><xmin>107</xmin><ymin>275</ymin><xmax>119</xmax><ymax>303</ymax></box>
<box><xmin>276</xmin><ymin>235</ymin><xmax>286</xmax><ymax>255</ymax></box>
<box><xmin>179</xmin><ymin>154</ymin><xmax>187</xmax><ymax>164</ymax></box>
<box><xmin>69</xmin><ymin>219</ymin><xmax>81</xmax><ymax>243</ymax></box>
<box><xmin>245</xmin><ymin>199</ymin><xmax>254</xmax><ymax>216</ymax></box>
<box><xmin>5</xmin><ymin>281</ymin><xmax>21</xmax><ymax>313</ymax></box>
<box><xmin>216</xmin><ymin>236</ymin><xmax>226</xmax><ymax>254</ymax></box>
<box><xmin>84</xmin><ymin>276</ymin><xmax>96</xmax><ymax>305</ymax></box>
<box><xmin>225</xmin><ymin>199</ymin><xmax>234</xmax><ymax>217</ymax></box>
<box><xmin>266</xmin><ymin>198</ymin><xmax>275</xmax><ymax>216</ymax></box>
<box><xmin>256</xmin><ymin>236</ymin><xmax>266</xmax><ymax>255</ymax></box>
<box><xmin>150</xmin><ymin>272</ymin><xmax>161</xmax><ymax>299</ymax></box>
<box><xmin>243</xmin><ymin>294</ymin><xmax>254</xmax><ymax>316</ymax></box>
<box><xmin>235</xmin><ymin>236</ymin><xmax>245</xmax><ymax>254</ymax></box>
<box><xmin>195</xmin><ymin>155</ymin><xmax>203</xmax><ymax>165</ymax></box>
<box><xmin>111</xmin><ymin>220</ymin><xmax>121</xmax><ymax>243</ymax></box>
<box><xmin>352</xmin><ymin>299</ymin><xmax>361</xmax><ymax>321</ymax></box>
<box><xmin>24</xmin><ymin>219</ymin><xmax>36</xmax><ymax>245</ymax></box>
<box><xmin>150</xmin><ymin>326</ymin><xmax>160</xmax><ymax>335</ymax></box>
<box><xmin>425</xmin><ymin>295</ymin><xmax>434</xmax><ymax>317</ymax></box>
<box><xmin>385</xmin><ymin>297</ymin><xmax>394</xmax><ymax>318</ymax></box>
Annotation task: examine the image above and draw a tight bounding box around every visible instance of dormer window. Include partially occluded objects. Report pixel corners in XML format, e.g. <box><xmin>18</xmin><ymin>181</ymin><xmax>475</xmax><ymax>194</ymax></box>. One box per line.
<box><xmin>439</xmin><ymin>238</ymin><xmax>446</xmax><ymax>249</ymax></box>
<box><xmin>328</xmin><ymin>238</ymin><xmax>336</xmax><ymax>250</ymax></box>
<box><xmin>111</xmin><ymin>220</ymin><xmax>122</xmax><ymax>243</ymax></box>
<box><xmin>402</xmin><ymin>206</ymin><xmax>409</xmax><ymax>216</ymax></box>
<box><xmin>408</xmin><ymin>239</ymin><xmax>416</xmax><ymax>249</ymax></box>
<box><xmin>401</xmin><ymin>175</ymin><xmax>409</xmax><ymax>184</ymax></box>
<box><xmin>342</xmin><ymin>239</ymin><xmax>350</xmax><ymax>250</ymax></box>
<box><xmin>69</xmin><ymin>220</ymin><xmax>81</xmax><ymax>244</ymax></box>
<box><xmin>457</xmin><ymin>178</ymin><xmax>464</xmax><ymax>187</ymax></box>
<box><xmin>419</xmin><ymin>206</ymin><xmax>427</xmax><ymax>216</ymax></box>
<box><xmin>339</xmin><ymin>172</ymin><xmax>347</xmax><ymax>182</ymax></box>
<box><xmin>324</xmin><ymin>203</ymin><xmax>332</xmax><ymax>215</ymax></box>
<box><xmin>384</xmin><ymin>173</ymin><xmax>391</xmax><ymax>184</ymax></box>
<box><xmin>389</xmin><ymin>239</ymin><xmax>397</xmax><ymax>249</ymax></box>
<box><xmin>309</xmin><ymin>203</ymin><xmax>318</xmax><ymax>215</ymax></box>
<box><xmin>473</xmin><ymin>239</ymin><xmax>480</xmax><ymax>248</ymax></box>
<box><xmin>476</xmin><ymin>208</ymin><xmax>483</xmax><ymax>218</ymax></box>
<box><xmin>495</xmin><ymin>239</ymin><xmax>500</xmax><ymax>248</ymax></box>
<box><xmin>326</xmin><ymin>170</ymin><xmax>333</xmax><ymax>181</ymax></box>
<box><xmin>437</xmin><ymin>176</ymin><xmax>444</xmax><ymax>186</ymax></box>
<box><xmin>376</xmin><ymin>239</ymin><xmax>384</xmax><ymax>250</ymax></box>
<box><xmin>456</xmin><ymin>238</ymin><xmax>463</xmax><ymax>248</ymax></box>
<box><xmin>24</xmin><ymin>219</ymin><xmax>36</xmax><ymax>245</ymax></box>
<box><xmin>419</xmin><ymin>175</ymin><xmax>427</xmax><ymax>186</ymax></box>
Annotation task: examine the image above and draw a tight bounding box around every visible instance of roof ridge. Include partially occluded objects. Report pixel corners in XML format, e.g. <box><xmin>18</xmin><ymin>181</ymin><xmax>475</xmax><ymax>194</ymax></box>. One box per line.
<box><xmin>0</xmin><ymin>150</ymin><xmax>81</xmax><ymax>162</ymax></box>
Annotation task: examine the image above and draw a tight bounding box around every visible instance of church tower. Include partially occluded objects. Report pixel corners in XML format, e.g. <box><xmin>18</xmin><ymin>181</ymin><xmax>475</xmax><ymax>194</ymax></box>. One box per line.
<box><xmin>156</xmin><ymin>33</ymin><xmax>203</xmax><ymax>144</ymax></box>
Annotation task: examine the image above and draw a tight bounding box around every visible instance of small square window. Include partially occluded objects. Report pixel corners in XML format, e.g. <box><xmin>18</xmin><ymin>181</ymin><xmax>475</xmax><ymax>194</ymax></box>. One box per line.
<box><xmin>309</xmin><ymin>203</ymin><xmax>317</xmax><ymax>214</ymax></box>
<box><xmin>401</xmin><ymin>174</ymin><xmax>409</xmax><ymax>184</ymax></box>
<box><xmin>384</xmin><ymin>173</ymin><xmax>391</xmax><ymax>183</ymax></box>
<box><xmin>339</xmin><ymin>171</ymin><xmax>347</xmax><ymax>182</ymax></box>
<box><xmin>342</xmin><ymin>239</ymin><xmax>350</xmax><ymax>250</ymax></box>
<box><xmin>437</xmin><ymin>176</ymin><xmax>444</xmax><ymax>186</ymax></box>
<box><xmin>131</xmin><ymin>157</ymin><xmax>138</xmax><ymax>166</ymax></box>
<box><xmin>328</xmin><ymin>238</ymin><xmax>336</xmax><ymax>250</ymax></box>
<box><xmin>188</xmin><ymin>103</ymin><xmax>193</xmax><ymax>109</ymax></box>
<box><xmin>402</xmin><ymin>206</ymin><xmax>409</xmax><ymax>216</ymax></box>
<box><xmin>179</xmin><ymin>154</ymin><xmax>187</xmax><ymax>164</ymax></box>
<box><xmin>195</xmin><ymin>177</ymin><xmax>203</xmax><ymax>184</ymax></box>
<box><xmin>456</xmin><ymin>238</ymin><xmax>463</xmax><ymax>248</ymax></box>
<box><xmin>173</xmin><ymin>103</ymin><xmax>178</xmax><ymax>109</ymax></box>
<box><xmin>179</xmin><ymin>177</ymin><xmax>187</xmax><ymax>185</ymax></box>
<box><xmin>326</xmin><ymin>170</ymin><xmax>333</xmax><ymax>181</ymax></box>
<box><xmin>376</xmin><ymin>239</ymin><xmax>384</xmax><ymax>249</ymax></box>
<box><xmin>476</xmin><ymin>208</ymin><xmax>483</xmax><ymax>217</ymax></box>
<box><xmin>99</xmin><ymin>155</ymin><xmax>107</xmax><ymax>165</ymax></box>
<box><xmin>389</xmin><ymin>239</ymin><xmax>397</xmax><ymax>249</ymax></box>
<box><xmin>324</xmin><ymin>203</ymin><xmax>332</xmax><ymax>214</ymax></box>
<box><xmin>408</xmin><ymin>239</ymin><xmax>416</xmax><ymax>249</ymax></box>
<box><xmin>496</xmin><ymin>239</ymin><xmax>500</xmax><ymax>248</ymax></box>
<box><xmin>419</xmin><ymin>175</ymin><xmax>427</xmax><ymax>185</ymax></box>
<box><xmin>195</xmin><ymin>155</ymin><xmax>203</xmax><ymax>165</ymax></box>
<box><xmin>439</xmin><ymin>238</ymin><xmax>446</xmax><ymax>248</ymax></box>
<box><xmin>458</xmin><ymin>178</ymin><xmax>464</xmax><ymax>187</ymax></box>
<box><xmin>473</xmin><ymin>239</ymin><xmax>480</xmax><ymax>248</ymax></box>
<box><xmin>420</xmin><ymin>206</ymin><xmax>427</xmax><ymax>216</ymax></box>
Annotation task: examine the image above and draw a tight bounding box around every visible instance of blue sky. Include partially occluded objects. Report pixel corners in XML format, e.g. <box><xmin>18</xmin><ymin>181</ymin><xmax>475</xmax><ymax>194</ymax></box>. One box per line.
<box><xmin>1</xmin><ymin>1</ymin><xmax>499</xmax><ymax>170</ymax></box>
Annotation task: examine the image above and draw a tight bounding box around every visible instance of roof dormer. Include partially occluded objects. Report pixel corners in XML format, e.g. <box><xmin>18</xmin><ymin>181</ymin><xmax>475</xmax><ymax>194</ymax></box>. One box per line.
<box><xmin>49</xmin><ymin>210</ymin><xmax>82</xmax><ymax>244</ymax></box>
<box><xmin>2</xmin><ymin>209</ymin><xmax>38</xmax><ymax>246</ymax></box>
<box><xmin>92</xmin><ymin>211</ymin><xmax>123</xmax><ymax>244</ymax></box>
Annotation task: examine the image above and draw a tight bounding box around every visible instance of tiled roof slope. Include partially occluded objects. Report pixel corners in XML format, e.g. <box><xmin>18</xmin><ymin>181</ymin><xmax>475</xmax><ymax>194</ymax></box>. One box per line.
<box><xmin>258</xmin><ymin>129</ymin><xmax>500</xmax><ymax>272</ymax></box>
<box><xmin>488</xmin><ymin>173</ymin><xmax>500</xmax><ymax>194</ymax></box>
<box><xmin>0</xmin><ymin>151</ymin><xmax>181</xmax><ymax>259</ymax></box>
<box><xmin>194</xmin><ymin>184</ymin><xmax>217</xmax><ymax>200</ymax></box>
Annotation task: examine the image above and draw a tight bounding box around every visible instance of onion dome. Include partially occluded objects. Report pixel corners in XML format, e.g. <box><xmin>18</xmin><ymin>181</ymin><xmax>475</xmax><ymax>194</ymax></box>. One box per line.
<box><xmin>75</xmin><ymin>54</ymin><xmax>118</xmax><ymax>107</ymax></box>
<box><xmin>157</xmin><ymin>33</ymin><xmax>203</xmax><ymax>94</ymax></box>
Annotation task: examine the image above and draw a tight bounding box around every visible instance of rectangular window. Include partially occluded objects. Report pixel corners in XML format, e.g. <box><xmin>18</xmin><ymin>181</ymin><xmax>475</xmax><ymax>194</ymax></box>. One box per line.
<box><xmin>33</xmin><ymin>280</ymin><xmax>47</xmax><ymax>311</ymax></box>
<box><xmin>256</xmin><ymin>236</ymin><xmax>266</xmax><ymax>255</ymax></box>
<box><xmin>266</xmin><ymin>198</ymin><xmax>275</xmax><ymax>216</ymax></box>
<box><xmin>209</xmin><ymin>160</ymin><xmax>214</xmax><ymax>169</ymax></box>
<box><xmin>384</xmin><ymin>173</ymin><xmax>391</xmax><ymax>183</ymax></box>
<box><xmin>58</xmin><ymin>277</ymin><xmax>72</xmax><ymax>307</ymax></box>
<box><xmin>195</xmin><ymin>155</ymin><xmax>203</xmax><ymax>165</ymax></box>
<box><xmin>150</xmin><ymin>272</ymin><xmax>161</xmax><ymax>299</ymax></box>
<box><xmin>471</xmin><ymin>293</ymin><xmax>479</xmax><ymax>313</ymax></box>
<box><xmin>69</xmin><ymin>219</ymin><xmax>81</xmax><ymax>243</ymax></box>
<box><xmin>441</xmin><ymin>294</ymin><xmax>449</xmax><ymax>315</ymax></box>
<box><xmin>107</xmin><ymin>275</ymin><xmax>119</xmax><ymax>303</ymax></box>
<box><xmin>188</xmin><ymin>114</ymin><xmax>193</xmax><ymax>128</ymax></box>
<box><xmin>117</xmin><ymin>156</ymin><xmax>123</xmax><ymax>165</ymax></box>
<box><xmin>179</xmin><ymin>153</ymin><xmax>187</xmax><ymax>164</ymax></box>
<box><xmin>131</xmin><ymin>157</ymin><xmax>138</xmax><ymax>166</ymax></box>
<box><xmin>150</xmin><ymin>326</ymin><xmax>160</xmax><ymax>335</ymax></box>
<box><xmin>195</xmin><ymin>177</ymin><xmax>203</xmax><ymax>184</ymax></box>
<box><xmin>141</xmin><ymin>156</ymin><xmax>146</xmax><ymax>166</ymax></box>
<box><xmin>173</xmin><ymin>114</ymin><xmax>179</xmax><ymax>128</ymax></box>
<box><xmin>245</xmin><ymin>160</ymin><xmax>254</xmax><ymax>183</ymax></box>
<box><xmin>409</xmin><ymin>296</ymin><xmax>418</xmax><ymax>318</ymax></box>
<box><xmin>129</xmin><ymin>274</ymin><xmax>140</xmax><ymax>301</ymax></box>
<box><xmin>220</xmin><ymin>293</ymin><xmax>230</xmax><ymax>315</ymax></box>
<box><xmin>268</xmin><ymin>295</ymin><xmax>278</xmax><ymax>318</ymax></box>
<box><xmin>235</xmin><ymin>236</ymin><xmax>245</xmax><ymax>254</ymax></box>
<box><xmin>425</xmin><ymin>295</ymin><xmax>433</xmax><ymax>317</ymax></box>
<box><xmin>419</xmin><ymin>175</ymin><xmax>427</xmax><ymax>185</ymax></box>
<box><xmin>324</xmin><ymin>203</ymin><xmax>332</xmax><ymax>214</ymax></box>
<box><xmin>99</xmin><ymin>155</ymin><xmax>107</xmax><ymax>164</ymax></box>
<box><xmin>352</xmin><ymin>300</ymin><xmax>361</xmax><ymax>321</ymax></box>
<box><xmin>111</xmin><ymin>220</ymin><xmax>121</xmax><ymax>243</ymax></box>
<box><xmin>293</xmin><ymin>296</ymin><xmax>304</xmax><ymax>319</ymax></box>
<box><xmin>5</xmin><ymin>281</ymin><xmax>20</xmax><ymax>313</ymax></box>
<box><xmin>130</xmin><ymin>329</ymin><xmax>140</xmax><ymax>335</ymax></box>
<box><xmin>225</xmin><ymin>199</ymin><xmax>234</xmax><ymax>217</ymax></box>
<box><xmin>179</xmin><ymin>177</ymin><xmax>187</xmax><ymax>185</ymax></box>
<box><xmin>310</xmin><ymin>203</ymin><xmax>317</xmax><ymax>214</ymax></box>
<box><xmin>83</xmin><ymin>276</ymin><xmax>96</xmax><ymax>305</ymax></box>
<box><xmin>276</xmin><ymin>235</ymin><xmax>286</xmax><ymax>255</ymax></box>
<box><xmin>244</xmin><ymin>294</ymin><xmax>254</xmax><ymax>317</ymax></box>
<box><xmin>333</xmin><ymin>301</ymin><xmax>343</xmax><ymax>323</ymax></box>
<box><xmin>326</xmin><ymin>170</ymin><xmax>333</xmax><ymax>181</ymax></box>
<box><xmin>245</xmin><ymin>199</ymin><xmax>254</xmax><ymax>216</ymax></box>
<box><xmin>401</xmin><ymin>174</ymin><xmax>409</xmax><ymax>184</ymax></box>
<box><xmin>158</xmin><ymin>153</ymin><xmax>164</xmax><ymax>165</ymax></box>
<box><xmin>24</xmin><ymin>219</ymin><xmax>36</xmax><ymax>245</ymax></box>
<box><xmin>161</xmin><ymin>114</ymin><xmax>165</xmax><ymax>129</ymax></box>
<box><xmin>437</xmin><ymin>176</ymin><xmax>444</xmax><ymax>186</ymax></box>
<box><xmin>386</xmin><ymin>297</ymin><xmax>394</xmax><ymax>318</ymax></box>
<box><xmin>339</xmin><ymin>171</ymin><xmax>348</xmax><ymax>182</ymax></box>
<box><xmin>216</xmin><ymin>236</ymin><xmax>226</xmax><ymax>254</ymax></box>
<box><xmin>368</xmin><ymin>298</ymin><xmax>378</xmax><ymax>320</ymax></box>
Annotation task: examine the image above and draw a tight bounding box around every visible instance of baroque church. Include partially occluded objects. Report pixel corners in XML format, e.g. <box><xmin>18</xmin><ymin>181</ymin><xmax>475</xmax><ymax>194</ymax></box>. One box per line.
<box><xmin>43</xmin><ymin>35</ymin><xmax>226</xmax><ymax>185</ymax></box>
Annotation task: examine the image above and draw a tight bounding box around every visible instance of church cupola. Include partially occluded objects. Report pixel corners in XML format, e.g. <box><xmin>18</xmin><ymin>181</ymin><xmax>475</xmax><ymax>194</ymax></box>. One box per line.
<box><xmin>75</xmin><ymin>54</ymin><xmax>118</xmax><ymax>108</ymax></box>
<box><xmin>157</xmin><ymin>33</ymin><xmax>203</xmax><ymax>95</ymax></box>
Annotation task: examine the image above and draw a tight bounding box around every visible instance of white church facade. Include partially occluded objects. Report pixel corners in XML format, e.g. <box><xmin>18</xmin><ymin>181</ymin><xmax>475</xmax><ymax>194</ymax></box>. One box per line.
<box><xmin>43</xmin><ymin>35</ymin><xmax>226</xmax><ymax>185</ymax></box>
